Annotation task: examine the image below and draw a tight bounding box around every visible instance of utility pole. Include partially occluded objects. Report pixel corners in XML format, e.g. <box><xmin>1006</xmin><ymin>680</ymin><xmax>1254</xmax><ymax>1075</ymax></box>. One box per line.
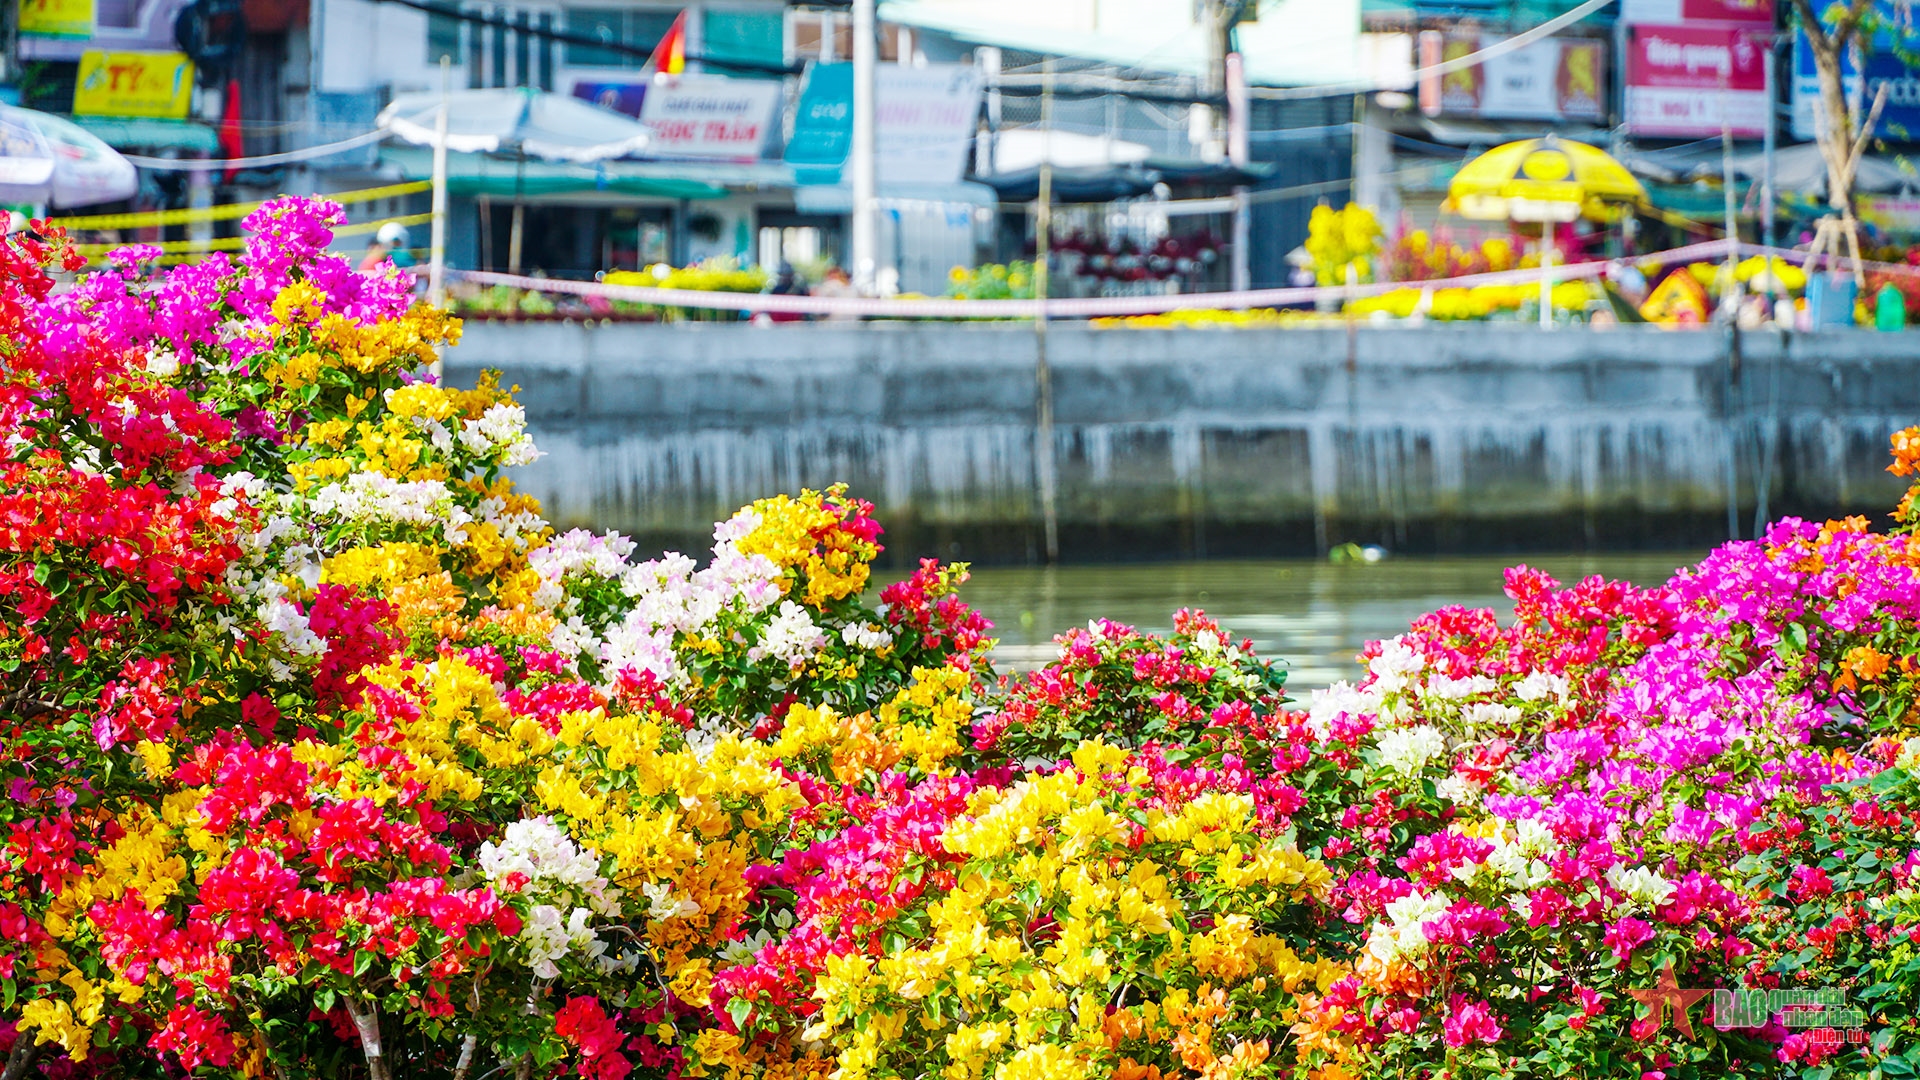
<box><xmin>1033</xmin><ymin>58</ymin><xmax>1060</xmax><ymax>564</ymax></box>
<box><xmin>428</xmin><ymin>55</ymin><xmax>451</xmax><ymax>378</ymax></box>
<box><xmin>1205</xmin><ymin>0</ymin><xmax>1251</xmax><ymax>292</ymax></box>
<box><xmin>1225</xmin><ymin>51</ymin><xmax>1251</xmax><ymax>293</ymax></box>
<box><xmin>1761</xmin><ymin>33</ymin><xmax>1777</xmax><ymax>251</ymax></box>
<box><xmin>850</xmin><ymin>0</ymin><xmax>879</xmax><ymax>293</ymax></box>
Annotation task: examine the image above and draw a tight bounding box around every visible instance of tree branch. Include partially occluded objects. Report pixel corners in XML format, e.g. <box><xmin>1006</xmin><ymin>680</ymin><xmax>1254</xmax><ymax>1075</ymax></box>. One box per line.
<box><xmin>1794</xmin><ymin>0</ymin><xmax>1836</xmax><ymax>54</ymax></box>
<box><xmin>1831</xmin><ymin>0</ymin><xmax>1880</xmax><ymax>45</ymax></box>
<box><xmin>1</xmin><ymin>1035</ymin><xmax>45</xmax><ymax>1080</ymax></box>
<box><xmin>452</xmin><ymin>963</ymin><xmax>492</xmax><ymax>1080</ymax></box>
<box><xmin>340</xmin><ymin>996</ymin><xmax>391</xmax><ymax>1080</ymax></box>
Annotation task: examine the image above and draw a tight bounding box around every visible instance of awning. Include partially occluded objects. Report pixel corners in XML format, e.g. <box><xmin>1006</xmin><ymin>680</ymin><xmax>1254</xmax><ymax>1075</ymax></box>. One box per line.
<box><xmin>1687</xmin><ymin>143</ymin><xmax>1920</xmax><ymax>198</ymax></box>
<box><xmin>69</xmin><ymin>116</ymin><xmax>220</xmax><ymax>154</ymax></box>
<box><xmin>382</xmin><ymin>146</ymin><xmax>794</xmax><ymax>200</ymax></box>
<box><xmin>793</xmin><ymin>180</ymin><xmax>998</xmax><ymax>213</ymax></box>
<box><xmin>1413</xmin><ymin>117</ymin><xmax>1611</xmax><ymax>147</ymax></box>
<box><xmin>1615</xmin><ymin>143</ymin><xmax>1725</xmax><ymax>185</ymax></box>
<box><xmin>992</xmin><ymin>129</ymin><xmax>1152</xmax><ymax>173</ymax></box>
<box><xmin>981</xmin><ymin>160</ymin><xmax>1270</xmax><ymax>202</ymax></box>
<box><xmin>1643</xmin><ymin>182</ymin><xmax>1756</xmax><ymax>220</ymax></box>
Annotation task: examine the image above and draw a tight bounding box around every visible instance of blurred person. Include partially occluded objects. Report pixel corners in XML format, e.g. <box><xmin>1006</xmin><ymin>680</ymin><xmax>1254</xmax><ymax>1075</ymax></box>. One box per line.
<box><xmin>359</xmin><ymin>235</ymin><xmax>390</xmax><ymax>273</ymax></box>
<box><xmin>1283</xmin><ymin>246</ymin><xmax>1316</xmax><ymax>310</ymax></box>
<box><xmin>378</xmin><ymin>222</ymin><xmax>416</xmax><ymax>270</ymax></box>
<box><xmin>812</xmin><ymin>265</ymin><xmax>859</xmax><ymax>321</ymax></box>
<box><xmin>764</xmin><ymin>262</ymin><xmax>808</xmax><ymax>324</ymax></box>
<box><xmin>1609</xmin><ymin>261</ymin><xmax>1649</xmax><ymax>307</ymax></box>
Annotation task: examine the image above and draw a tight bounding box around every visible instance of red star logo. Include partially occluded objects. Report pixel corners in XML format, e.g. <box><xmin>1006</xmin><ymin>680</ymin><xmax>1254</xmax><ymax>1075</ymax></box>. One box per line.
<box><xmin>1627</xmin><ymin>960</ymin><xmax>1713</xmax><ymax>1038</ymax></box>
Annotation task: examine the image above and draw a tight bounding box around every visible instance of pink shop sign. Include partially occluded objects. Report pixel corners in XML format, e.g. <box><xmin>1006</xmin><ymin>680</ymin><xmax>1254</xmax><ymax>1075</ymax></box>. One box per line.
<box><xmin>1625</xmin><ymin>23</ymin><xmax>1770</xmax><ymax>137</ymax></box>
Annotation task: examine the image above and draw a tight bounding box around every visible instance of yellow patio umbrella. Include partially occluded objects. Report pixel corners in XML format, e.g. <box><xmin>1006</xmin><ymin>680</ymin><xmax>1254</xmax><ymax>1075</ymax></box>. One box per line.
<box><xmin>1446</xmin><ymin>135</ymin><xmax>1648</xmax><ymax>224</ymax></box>
<box><xmin>1445</xmin><ymin>135</ymin><xmax>1647</xmax><ymax>328</ymax></box>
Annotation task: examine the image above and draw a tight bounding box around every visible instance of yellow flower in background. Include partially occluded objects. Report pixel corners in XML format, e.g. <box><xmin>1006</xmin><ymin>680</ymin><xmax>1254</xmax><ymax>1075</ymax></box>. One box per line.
<box><xmin>384</xmin><ymin>382</ymin><xmax>456</xmax><ymax>421</ymax></box>
<box><xmin>132</xmin><ymin>739</ymin><xmax>173</xmax><ymax>780</ymax></box>
<box><xmin>994</xmin><ymin>1043</ymin><xmax>1093</xmax><ymax>1080</ymax></box>
<box><xmin>1305</xmin><ymin>203</ymin><xmax>1382</xmax><ymax>286</ymax></box>
<box><xmin>288</xmin><ymin>456</ymin><xmax>353</xmax><ymax>493</ymax></box>
<box><xmin>266</xmin><ymin>351</ymin><xmax>325</xmax><ymax>390</ymax></box>
<box><xmin>270</xmin><ymin>281</ymin><xmax>328</xmax><ymax>329</ymax></box>
<box><xmin>323</xmin><ymin>542</ymin><xmax>443</xmax><ymax>593</ymax></box>
<box><xmin>302</xmin><ymin>417</ymin><xmax>352</xmax><ymax>449</ymax></box>
<box><xmin>877</xmin><ymin>666</ymin><xmax>974</xmax><ymax>775</ymax></box>
<box><xmin>18</xmin><ymin>997</ymin><xmax>89</xmax><ymax>1059</ymax></box>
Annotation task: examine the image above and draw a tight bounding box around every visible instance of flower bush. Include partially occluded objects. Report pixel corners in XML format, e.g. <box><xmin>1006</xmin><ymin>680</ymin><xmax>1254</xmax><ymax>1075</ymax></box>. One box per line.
<box><xmin>945</xmin><ymin>262</ymin><xmax>1036</xmax><ymax>302</ymax></box>
<box><xmin>1384</xmin><ymin>230</ymin><xmax>1519</xmax><ymax>284</ymax></box>
<box><xmin>1345</xmin><ymin>281</ymin><xmax>1604</xmax><ymax>322</ymax></box>
<box><xmin>1305</xmin><ymin>204</ymin><xmax>1383</xmax><ymax>287</ymax></box>
<box><xmin>2</xmin><ymin>198</ymin><xmax>1920</xmax><ymax>1080</ymax></box>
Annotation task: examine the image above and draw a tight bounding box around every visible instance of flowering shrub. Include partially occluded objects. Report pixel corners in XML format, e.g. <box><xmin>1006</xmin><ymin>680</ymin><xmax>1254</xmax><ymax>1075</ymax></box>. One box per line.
<box><xmin>1305</xmin><ymin>203</ymin><xmax>1383</xmax><ymax>287</ymax></box>
<box><xmin>3</xmin><ymin>198</ymin><xmax>1920</xmax><ymax>1080</ymax></box>
<box><xmin>1384</xmin><ymin>230</ymin><xmax>1519</xmax><ymax>283</ymax></box>
<box><xmin>945</xmin><ymin>261</ymin><xmax>1036</xmax><ymax>301</ymax></box>
<box><xmin>0</xmin><ymin>201</ymin><xmax>993</xmax><ymax>1080</ymax></box>
<box><xmin>1345</xmin><ymin>280</ymin><xmax>1603</xmax><ymax>322</ymax></box>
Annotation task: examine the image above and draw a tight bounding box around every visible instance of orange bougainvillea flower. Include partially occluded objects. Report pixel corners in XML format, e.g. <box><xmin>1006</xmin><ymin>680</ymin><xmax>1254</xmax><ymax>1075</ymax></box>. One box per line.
<box><xmin>1846</xmin><ymin>645</ymin><xmax>1891</xmax><ymax>684</ymax></box>
<box><xmin>1889</xmin><ymin>426</ymin><xmax>1920</xmax><ymax>477</ymax></box>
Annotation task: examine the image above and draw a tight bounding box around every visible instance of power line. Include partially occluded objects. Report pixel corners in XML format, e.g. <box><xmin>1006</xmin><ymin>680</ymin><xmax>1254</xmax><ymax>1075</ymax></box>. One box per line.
<box><xmin>1250</xmin><ymin>0</ymin><xmax>1617</xmax><ymax>100</ymax></box>
<box><xmin>363</xmin><ymin>0</ymin><xmax>802</xmax><ymax>76</ymax></box>
<box><xmin>968</xmin><ymin>0</ymin><xmax>1615</xmax><ymax>110</ymax></box>
<box><xmin>125</xmin><ymin>129</ymin><xmax>390</xmax><ymax>170</ymax></box>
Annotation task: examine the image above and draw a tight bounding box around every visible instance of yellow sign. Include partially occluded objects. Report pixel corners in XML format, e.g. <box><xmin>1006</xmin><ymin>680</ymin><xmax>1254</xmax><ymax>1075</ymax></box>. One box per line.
<box><xmin>73</xmin><ymin>51</ymin><xmax>195</xmax><ymax>120</ymax></box>
<box><xmin>1639</xmin><ymin>268</ymin><xmax>1710</xmax><ymax>326</ymax></box>
<box><xmin>1520</xmin><ymin>151</ymin><xmax>1572</xmax><ymax>183</ymax></box>
<box><xmin>17</xmin><ymin>0</ymin><xmax>92</xmax><ymax>37</ymax></box>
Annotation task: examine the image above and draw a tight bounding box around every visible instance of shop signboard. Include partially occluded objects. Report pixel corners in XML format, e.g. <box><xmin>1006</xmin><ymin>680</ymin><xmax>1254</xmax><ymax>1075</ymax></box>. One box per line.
<box><xmin>1424</xmin><ymin>35</ymin><xmax>1606</xmax><ymax>122</ymax></box>
<box><xmin>72</xmin><ymin>50</ymin><xmax>194</xmax><ymax>119</ymax></box>
<box><xmin>1790</xmin><ymin>6</ymin><xmax>1920</xmax><ymax>143</ymax></box>
<box><xmin>1859</xmin><ymin>194</ymin><xmax>1920</xmax><ymax>235</ymax></box>
<box><xmin>637</xmin><ymin>76</ymin><xmax>783</xmax><ymax>161</ymax></box>
<box><xmin>1624</xmin><ymin>23</ymin><xmax>1769</xmax><ymax>136</ymax></box>
<box><xmin>572</xmin><ymin>82</ymin><xmax>649</xmax><ymax>118</ymax></box>
<box><xmin>786</xmin><ymin>62</ymin><xmax>985</xmax><ymax>185</ymax></box>
<box><xmin>570</xmin><ymin>77</ymin><xmax>782</xmax><ymax>161</ymax></box>
<box><xmin>1620</xmin><ymin>0</ymin><xmax>1772</xmax><ymax>24</ymax></box>
<box><xmin>18</xmin><ymin>0</ymin><xmax>91</xmax><ymax>37</ymax></box>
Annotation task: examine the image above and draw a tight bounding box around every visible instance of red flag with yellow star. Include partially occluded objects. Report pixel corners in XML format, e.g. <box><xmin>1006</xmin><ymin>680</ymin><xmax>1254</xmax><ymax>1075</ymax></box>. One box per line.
<box><xmin>647</xmin><ymin>10</ymin><xmax>687</xmax><ymax>75</ymax></box>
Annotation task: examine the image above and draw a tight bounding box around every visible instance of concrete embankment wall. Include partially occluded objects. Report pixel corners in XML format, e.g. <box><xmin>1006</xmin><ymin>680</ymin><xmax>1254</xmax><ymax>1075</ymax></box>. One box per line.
<box><xmin>445</xmin><ymin>321</ymin><xmax>1919</xmax><ymax>565</ymax></box>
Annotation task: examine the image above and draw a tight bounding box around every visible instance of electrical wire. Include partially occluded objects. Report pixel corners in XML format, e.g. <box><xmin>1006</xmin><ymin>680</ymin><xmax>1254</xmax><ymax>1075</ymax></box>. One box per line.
<box><xmin>1249</xmin><ymin>0</ymin><xmax>1617</xmax><ymax>100</ymax></box>
<box><xmin>124</xmin><ymin>129</ymin><xmax>391</xmax><ymax>170</ymax></box>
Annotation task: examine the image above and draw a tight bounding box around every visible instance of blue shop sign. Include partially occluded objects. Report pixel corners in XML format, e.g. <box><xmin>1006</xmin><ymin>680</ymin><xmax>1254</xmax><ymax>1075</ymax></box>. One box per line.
<box><xmin>784</xmin><ymin>62</ymin><xmax>855</xmax><ymax>185</ymax></box>
<box><xmin>1791</xmin><ymin>2</ymin><xmax>1920</xmax><ymax>142</ymax></box>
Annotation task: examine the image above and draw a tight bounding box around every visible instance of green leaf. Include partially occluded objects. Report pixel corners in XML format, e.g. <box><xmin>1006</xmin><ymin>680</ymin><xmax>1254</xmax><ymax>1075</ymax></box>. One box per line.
<box><xmin>1859</xmin><ymin>981</ymin><xmax>1896</xmax><ymax>1000</ymax></box>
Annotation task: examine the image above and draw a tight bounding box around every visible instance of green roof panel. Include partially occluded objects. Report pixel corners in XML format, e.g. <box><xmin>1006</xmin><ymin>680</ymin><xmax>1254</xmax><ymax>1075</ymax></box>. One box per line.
<box><xmin>69</xmin><ymin>116</ymin><xmax>221</xmax><ymax>153</ymax></box>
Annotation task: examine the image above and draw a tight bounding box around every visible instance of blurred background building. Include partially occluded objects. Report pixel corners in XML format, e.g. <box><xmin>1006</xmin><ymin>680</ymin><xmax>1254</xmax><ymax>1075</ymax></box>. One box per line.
<box><xmin>2</xmin><ymin>0</ymin><xmax>1913</xmax><ymax>292</ymax></box>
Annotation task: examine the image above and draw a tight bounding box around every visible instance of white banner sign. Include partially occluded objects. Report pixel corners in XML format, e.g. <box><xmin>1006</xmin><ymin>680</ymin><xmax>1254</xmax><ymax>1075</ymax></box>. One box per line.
<box><xmin>875</xmin><ymin>65</ymin><xmax>986</xmax><ymax>185</ymax></box>
<box><xmin>638</xmin><ymin>75</ymin><xmax>783</xmax><ymax>161</ymax></box>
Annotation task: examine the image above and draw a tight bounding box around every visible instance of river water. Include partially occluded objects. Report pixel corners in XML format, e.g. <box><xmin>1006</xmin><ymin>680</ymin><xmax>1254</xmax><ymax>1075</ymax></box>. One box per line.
<box><xmin>947</xmin><ymin>552</ymin><xmax>1702</xmax><ymax>691</ymax></box>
